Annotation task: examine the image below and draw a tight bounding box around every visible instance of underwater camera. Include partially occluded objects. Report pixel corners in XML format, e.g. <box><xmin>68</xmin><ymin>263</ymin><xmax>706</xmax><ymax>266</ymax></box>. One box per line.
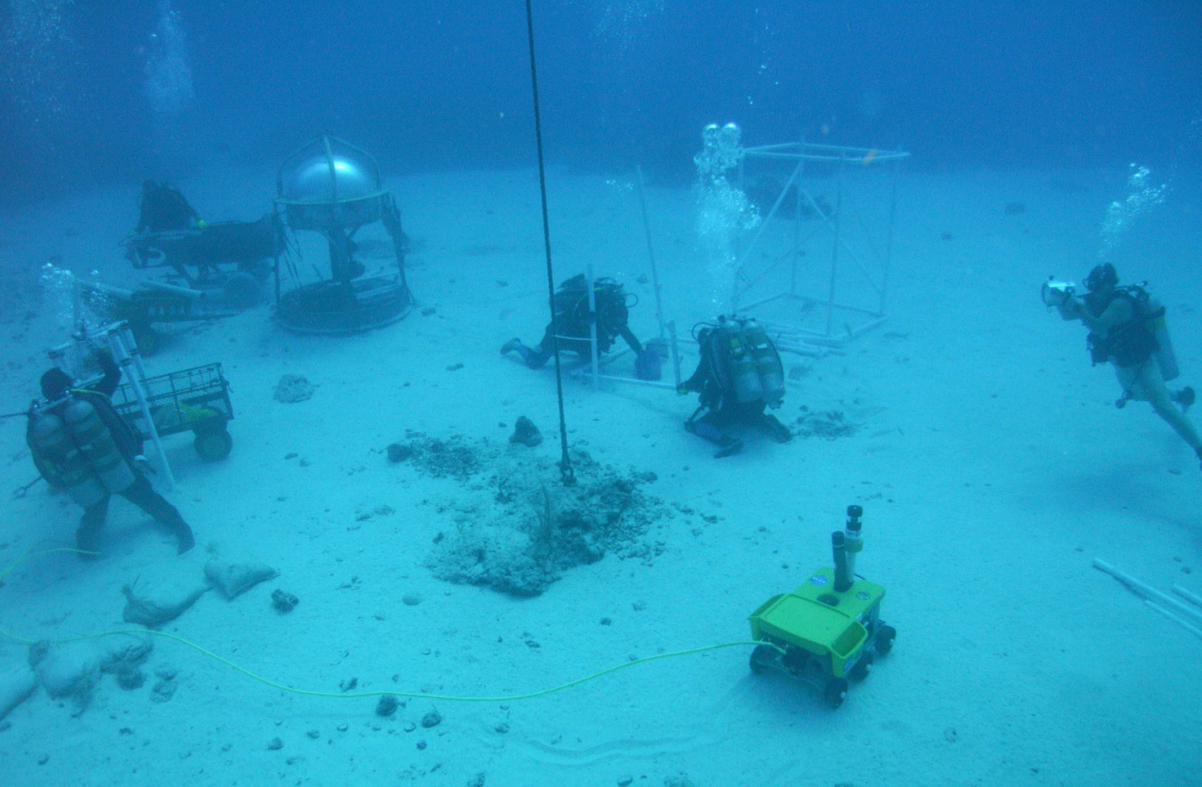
<box><xmin>1041</xmin><ymin>277</ymin><xmax>1076</xmax><ymax>308</ymax></box>
<box><xmin>747</xmin><ymin>505</ymin><xmax>895</xmax><ymax>708</ymax></box>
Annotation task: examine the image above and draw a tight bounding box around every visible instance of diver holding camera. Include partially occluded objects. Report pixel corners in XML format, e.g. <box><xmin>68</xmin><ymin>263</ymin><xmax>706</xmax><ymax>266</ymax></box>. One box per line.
<box><xmin>1047</xmin><ymin>262</ymin><xmax>1202</xmax><ymax>470</ymax></box>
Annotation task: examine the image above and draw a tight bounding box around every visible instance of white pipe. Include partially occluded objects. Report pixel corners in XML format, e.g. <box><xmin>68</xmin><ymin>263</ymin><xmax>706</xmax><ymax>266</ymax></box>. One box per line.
<box><xmin>108</xmin><ymin>324</ymin><xmax>176</xmax><ymax>491</ymax></box>
<box><xmin>1173</xmin><ymin>585</ymin><xmax>1202</xmax><ymax>610</ymax></box>
<box><xmin>1093</xmin><ymin>559</ymin><xmax>1202</xmax><ymax>627</ymax></box>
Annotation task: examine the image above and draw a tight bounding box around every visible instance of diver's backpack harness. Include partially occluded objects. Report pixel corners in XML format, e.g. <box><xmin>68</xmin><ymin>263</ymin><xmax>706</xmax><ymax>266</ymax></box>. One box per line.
<box><xmin>1085</xmin><ymin>284</ymin><xmax>1164</xmax><ymax>369</ymax></box>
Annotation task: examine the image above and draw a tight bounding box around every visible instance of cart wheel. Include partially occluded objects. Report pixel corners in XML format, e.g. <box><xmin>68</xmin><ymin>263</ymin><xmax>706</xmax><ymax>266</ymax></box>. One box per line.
<box><xmin>194</xmin><ymin>429</ymin><xmax>233</xmax><ymax>461</ymax></box>
<box><xmin>849</xmin><ymin>652</ymin><xmax>874</xmax><ymax>682</ymax></box>
<box><xmin>875</xmin><ymin>624</ymin><xmax>897</xmax><ymax>656</ymax></box>
<box><xmin>823</xmin><ymin>677</ymin><xmax>849</xmax><ymax>709</ymax></box>
<box><xmin>223</xmin><ymin>271</ymin><xmax>262</xmax><ymax>309</ymax></box>
<box><xmin>749</xmin><ymin>644</ymin><xmax>775</xmax><ymax>675</ymax></box>
<box><xmin>131</xmin><ymin>324</ymin><xmax>159</xmax><ymax>355</ymax></box>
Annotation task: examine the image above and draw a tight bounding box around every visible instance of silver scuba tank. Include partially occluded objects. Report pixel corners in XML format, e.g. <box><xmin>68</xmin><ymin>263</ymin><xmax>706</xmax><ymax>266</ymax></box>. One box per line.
<box><xmin>743</xmin><ymin>318</ymin><xmax>785</xmax><ymax>406</ymax></box>
<box><xmin>29</xmin><ymin>411</ymin><xmax>108</xmax><ymax>507</ymax></box>
<box><xmin>724</xmin><ymin>318</ymin><xmax>764</xmax><ymax>404</ymax></box>
<box><xmin>63</xmin><ymin>399</ymin><xmax>136</xmax><ymax>494</ymax></box>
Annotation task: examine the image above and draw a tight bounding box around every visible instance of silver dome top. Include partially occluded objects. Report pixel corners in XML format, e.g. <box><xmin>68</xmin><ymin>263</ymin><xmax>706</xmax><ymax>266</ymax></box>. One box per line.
<box><xmin>277</xmin><ymin>136</ymin><xmax>385</xmax><ymax>205</ymax></box>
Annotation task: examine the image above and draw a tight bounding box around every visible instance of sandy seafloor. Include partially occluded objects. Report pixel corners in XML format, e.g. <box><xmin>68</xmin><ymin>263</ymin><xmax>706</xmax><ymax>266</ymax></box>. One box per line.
<box><xmin>0</xmin><ymin>162</ymin><xmax>1199</xmax><ymax>787</ymax></box>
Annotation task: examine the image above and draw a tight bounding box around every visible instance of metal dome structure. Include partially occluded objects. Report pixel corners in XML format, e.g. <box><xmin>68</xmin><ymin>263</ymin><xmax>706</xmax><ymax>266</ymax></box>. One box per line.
<box><xmin>273</xmin><ymin>135</ymin><xmax>413</xmax><ymax>334</ymax></box>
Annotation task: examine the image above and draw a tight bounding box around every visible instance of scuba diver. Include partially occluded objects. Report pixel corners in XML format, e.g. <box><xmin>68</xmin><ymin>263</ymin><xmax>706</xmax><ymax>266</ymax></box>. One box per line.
<box><xmin>678</xmin><ymin>315</ymin><xmax>792</xmax><ymax>457</ymax></box>
<box><xmin>1052</xmin><ymin>262</ymin><xmax>1202</xmax><ymax>469</ymax></box>
<box><xmin>26</xmin><ymin>350</ymin><xmax>195</xmax><ymax>558</ymax></box>
<box><xmin>135</xmin><ymin>180</ymin><xmax>203</xmax><ymax>234</ymax></box>
<box><xmin>501</xmin><ymin>274</ymin><xmax>661</xmax><ymax>379</ymax></box>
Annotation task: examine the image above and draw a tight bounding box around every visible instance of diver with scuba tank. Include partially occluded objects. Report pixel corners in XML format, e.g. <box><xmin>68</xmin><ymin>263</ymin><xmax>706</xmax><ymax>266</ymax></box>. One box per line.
<box><xmin>1048</xmin><ymin>262</ymin><xmax>1202</xmax><ymax>469</ymax></box>
<box><xmin>678</xmin><ymin>315</ymin><xmax>792</xmax><ymax>457</ymax></box>
<box><xmin>502</xmin><ymin>273</ymin><xmax>662</xmax><ymax>379</ymax></box>
<box><xmin>26</xmin><ymin>349</ymin><xmax>195</xmax><ymax>558</ymax></box>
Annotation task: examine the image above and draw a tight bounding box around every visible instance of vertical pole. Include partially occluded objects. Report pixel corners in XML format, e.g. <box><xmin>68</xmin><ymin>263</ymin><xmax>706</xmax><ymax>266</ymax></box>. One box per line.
<box><xmin>635</xmin><ymin>166</ymin><xmax>667</xmax><ymax>341</ymax></box>
<box><xmin>790</xmin><ymin>139</ymin><xmax>805</xmax><ymax>299</ymax></box>
<box><xmin>587</xmin><ymin>264</ymin><xmax>599</xmax><ymax>388</ymax></box>
<box><xmin>825</xmin><ymin>157</ymin><xmax>844</xmax><ymax>338</ymax></box>
<box><xmin>880</xmin><ymin>156</ymin><xmax>901</xmax><ymax>316</ymax></box>
<box><xmin>667</xmin><ymin>320</ymin><xmax>683</xmax><ymax>390</ymax></box>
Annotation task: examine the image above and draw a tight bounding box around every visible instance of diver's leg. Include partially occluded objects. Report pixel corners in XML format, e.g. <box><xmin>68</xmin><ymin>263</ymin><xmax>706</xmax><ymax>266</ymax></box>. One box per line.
<box><xmin>501</xmin><ymin>327</ymin><xmax>554</xmax><ymax>369</ymax></box>
<box><xmin>121</xmin><ymin>473</ymin><xmax>195</xmax><ymax>553</ymax></box>
<box><xmin>760</xmin><ymin>412</ymin><xmax>793</xmax><ymax>443</ymax></box>
<box><xmin>77</xmin><ymin>494</ymin><xmax>111</xmax><ymax>558</ymax></box>
<box><xmin>685</xmin><ymin>410</ymin><xmax>743</xmax><ymax>458</ymax></box>
<box><xmin>1131</xmin><ymin>364</ymin><xmax>1202</xmax><ymax>461</ymax></box>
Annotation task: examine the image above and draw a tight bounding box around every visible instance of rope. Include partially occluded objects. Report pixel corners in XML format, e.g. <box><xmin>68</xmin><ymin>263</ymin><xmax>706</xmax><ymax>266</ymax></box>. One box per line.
<box><xmin>524</xmin><ymin>0</ymin><xmax>574</xmax><ymax>486</ymax></box>
<box><xmin>0</xmin><ymin>547</ymin><xmax>771</xmax><ymax>704</ymax></box>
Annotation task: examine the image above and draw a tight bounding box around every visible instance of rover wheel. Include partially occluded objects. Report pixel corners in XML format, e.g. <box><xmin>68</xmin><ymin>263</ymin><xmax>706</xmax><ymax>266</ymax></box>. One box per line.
<box><xmin>194</xmin><ymin>428</ymin><xmax>233</xmax><ymax>461</ymax></box>
<box><xmin>849</xmin><ymin>652</ymin><xmax>874</xmax><ymax>682</ymax></box>
<box><xmin>823</xmin><ymin>677</ymin><xmax>849</xmax><ymax>709</ymax></box>
<box><xmin>875</xmin><ymin>624</ymin><xmax>897</xmax><ymax>656</ymax></box>
<box><xmin>749</xmin><ymin>644</ymin><xmax>774</xmax><ymax>675</ymax></box>
<box><xmin>130</xmin><ymin>323</ymin><xmax>159</xmax><ymax>356</ymax></box>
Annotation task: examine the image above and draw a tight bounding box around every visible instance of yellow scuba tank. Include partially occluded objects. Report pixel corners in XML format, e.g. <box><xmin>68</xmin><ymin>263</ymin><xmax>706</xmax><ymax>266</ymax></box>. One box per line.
<box><xmin>29</xmin><ymin>410</ymin><xmax>108</xmax><ymax>507</ymax></box>
<box><xmin>1147</xmin><ymin>295</ymin><xmax>1179</xmax><ymax>381</ymax></box>
<box><xmin>62</xmin><ymin>398</ymin><xmax>136</xmax><ymax>495</ymax></box>
<box><xmin>743</xmin><ymin>318</ymin><xmax>785</xmax><ymax>406</ymax></box>
<box><xmin>721</xmin><ymin>317</ymin><xmax>764</xmax><ymax>404</ymax></box>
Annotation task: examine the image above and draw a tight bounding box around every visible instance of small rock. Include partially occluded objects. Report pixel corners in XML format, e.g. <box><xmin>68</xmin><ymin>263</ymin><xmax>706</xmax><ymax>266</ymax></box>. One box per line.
<box><xmin>404</xmin><ymin>722</ymin><xmax>416</xmax><ymax>732</ymax></box>
<box><xmin>337</xmin><ymin>724</ymin><xmax>348</xmax><ymax>732</ymax></box>
<box><xmin>339</xmin><ymin>677</ymin><xmax>358</xmax><ymax>693</ymax></box>
<box><xmin>944</xmin><ymin>727</ymin><xmax>958</xmax><ymax>743</ymax></box>
<box><xmin>416</xmin><ymin>740</ymin><xmax>427</xmax><ymax>750</ymax></box>
<box><xmin>494</xmin><ymin>722</ymin><xmax>509</xmax><ymax>733</ymax></box>
<box><xmin>421</xmin><ymin>709</ymin><xmax>442</xmax><ymax>728</ymax></box>
<box><xmin>618</xmin><ymin>778</ymin><xmax>634</xmax><ymax>787</ymax></box>
<box><xmin>421</xmin><ymin>307</ymin><xmax>436</xmax><ymax>316</ymax></box>
<box><xmin>376</xmin><ymin>695</ymin><xmax>399</xmax><ymax>717</ymax></box>
<box><xmin>306</xmin><ymin>729</ymin><xmax>320</xmax><ymax>739</ymax></box>
<box><xmin>115</xmin><ymin>664</ymin><xmax>146</xmax><ymax>690</ymax></box>
<box><xmin>150</xmin><ymin>679</ymin><xmax>176</xmax><ymax>703</ymax></box>
<box><xmin>37</xmin><ymin>754</ymin><xmax>49</xmax><ymax>765</ymax></box>
<box><xmin>446</xmin><ymin>363</ymin><xmax>464</xmax><ymax>371</ymax></box>
<box><xmin>509</xmin><ymin>416</ymin><xmax>542</xmax><ymax>447</ymax></box>
<box><xmin>267</xmin><ymin>737</ymin><xmax>283</xmax><ymax>750</ymax></box>
<box><xmin>271</xmin><ymin>589</ymin><xmax>299</xmax><ymax>613</ymax></box>
<box><xmin>599</xmin><ymin>617</ymin><xmax>612</xmax><ymax>626</ymax></box>
<box><xmin>274</xmin><ymin>374</ymin><xmax>315</xmax><ymax>404</ymax></box>
<box><xmin>402</xmin><ymin>592</ymin><xmax>423</xmax><ymax>606</ymax></box>
<box><xmin>386</xmin><ymin>442</ymin><xmax>414</xmax><ymax>463</ymax></box>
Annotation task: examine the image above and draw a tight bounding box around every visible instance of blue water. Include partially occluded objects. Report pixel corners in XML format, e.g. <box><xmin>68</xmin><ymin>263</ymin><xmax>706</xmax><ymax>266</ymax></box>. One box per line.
<box><xmin>1</xmin><ymin>0</ymin><xmax>1200</xmax><ymax>206</ymax></box>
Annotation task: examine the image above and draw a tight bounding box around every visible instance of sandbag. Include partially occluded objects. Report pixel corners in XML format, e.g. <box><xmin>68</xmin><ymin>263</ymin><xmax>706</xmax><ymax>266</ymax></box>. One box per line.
<box><xmin>0</xmin><ymin>664</ymin><xmax>37</xmax><ymax>720</ymax></box>
<box><xmin>34</xmin><ymin>641</ymin><xmax>101</xmax><ymax>699</ymax></box>
<box><xmin>122</xmin><ymin>578</ymin><xmax>209</xmax><ymax>628</ymax></box>
<box><xmin>205</xmin><ymin>559</ymin><xmax>279</xmax><ymax>600</ymax></box>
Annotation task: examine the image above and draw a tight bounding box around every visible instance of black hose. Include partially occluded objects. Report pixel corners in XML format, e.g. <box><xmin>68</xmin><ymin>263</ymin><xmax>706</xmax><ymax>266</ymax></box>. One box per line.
<box><xmin>524</xmin><ymin>0</ymin><xmax>574</xmax><ymax>486</ymax></box>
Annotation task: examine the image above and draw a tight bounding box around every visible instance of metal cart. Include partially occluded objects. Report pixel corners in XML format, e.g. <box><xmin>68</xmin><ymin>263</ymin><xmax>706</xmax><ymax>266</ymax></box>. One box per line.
<box><xmin>110</xmin><ymin>363</ymin><xmax>235</xmax><ymax>462</ymax></box>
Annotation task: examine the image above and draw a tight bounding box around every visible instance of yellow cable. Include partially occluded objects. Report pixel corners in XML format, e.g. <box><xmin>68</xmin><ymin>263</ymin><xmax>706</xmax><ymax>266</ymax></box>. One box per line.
<box><xmin>1</xmin><ymin>547</ymin><xmax>774</xmax><ymax>703</ymax></box>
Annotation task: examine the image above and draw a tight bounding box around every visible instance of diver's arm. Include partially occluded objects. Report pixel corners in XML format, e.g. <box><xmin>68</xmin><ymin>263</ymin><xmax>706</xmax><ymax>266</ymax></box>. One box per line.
<box><xmin>93</xmin><ymin>349</ymin><xmax>122</xmax><ymax>396</ymax></box>
<box><xmin>1062</xmin><ymin>295</ymin><xmax>1132</xmax><ymax>333</ymax></box>
<box><xmin>618</xmin><ymin>324</ymin><xmax>644</xmax><ymax>356</ymax></box>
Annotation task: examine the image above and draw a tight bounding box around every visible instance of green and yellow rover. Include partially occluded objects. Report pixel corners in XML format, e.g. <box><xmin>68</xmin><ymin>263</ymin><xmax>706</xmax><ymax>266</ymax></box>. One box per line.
<box><xmin>748</xmin><ymin>505</ymin><xmax>895</xmax><ymax>707</ymax></box>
